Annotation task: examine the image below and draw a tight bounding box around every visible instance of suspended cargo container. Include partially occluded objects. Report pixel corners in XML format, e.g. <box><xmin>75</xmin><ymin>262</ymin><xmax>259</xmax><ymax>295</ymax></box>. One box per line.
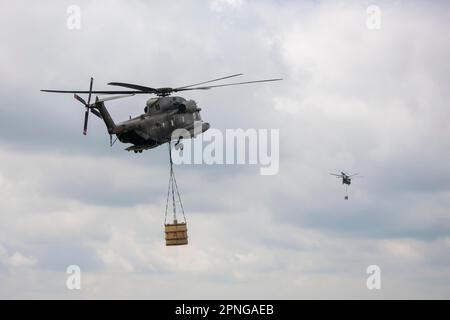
<box><xmin>164</xmin><ymin>145</ymin><xmax>189</xmax><ymax>246</ymax></box>
<box><xmin>165</xmin><ymin>219</ymin><xmax>188</xmax><ymax>246</ymax></box>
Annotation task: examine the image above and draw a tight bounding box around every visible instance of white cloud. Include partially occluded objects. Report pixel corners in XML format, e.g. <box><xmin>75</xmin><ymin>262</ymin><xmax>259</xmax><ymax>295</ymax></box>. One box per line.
<box><xmin>0</xmin><ymin>245</ymin><xmax>37</xmax><ymax>268</ymax></box>
<box><xmin>210</xmin><ymin>0</ymin><xmax>244</xmax><ymax>12</ymax></box>
<box><xmin>8</xmin><ymin>252</ymin><xmax>37</xmax><ymax>268</ymax></box>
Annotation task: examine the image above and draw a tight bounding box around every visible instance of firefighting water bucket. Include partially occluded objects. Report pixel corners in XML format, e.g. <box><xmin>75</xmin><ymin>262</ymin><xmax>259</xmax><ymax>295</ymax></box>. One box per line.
<box><xmin>164</xmin><ymin>219</ymin><xmax>188</xmax><ymax>246</ymax></box>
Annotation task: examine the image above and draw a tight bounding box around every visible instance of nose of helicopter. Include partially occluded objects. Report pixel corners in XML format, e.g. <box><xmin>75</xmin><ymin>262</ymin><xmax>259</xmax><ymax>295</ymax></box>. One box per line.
<box><xmin>202</xmin><ymin>122</ymin><xmax>210</xmax><ymax>133</ymax></box>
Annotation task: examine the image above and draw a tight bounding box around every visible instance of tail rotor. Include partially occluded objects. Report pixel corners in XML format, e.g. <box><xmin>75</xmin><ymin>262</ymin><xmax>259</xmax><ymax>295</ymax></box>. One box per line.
<box><xmin>73</xmin><ymin>77</ymin><xmax>94</xmax><ymax>135</ymax></box>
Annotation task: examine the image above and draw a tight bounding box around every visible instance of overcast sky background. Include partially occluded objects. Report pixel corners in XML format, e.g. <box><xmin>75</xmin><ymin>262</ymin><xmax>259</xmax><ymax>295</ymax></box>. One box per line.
<box><xmin>1</xmin><ymin>0</ymin><xmax>450</xmax><ymax>299</ymax></box>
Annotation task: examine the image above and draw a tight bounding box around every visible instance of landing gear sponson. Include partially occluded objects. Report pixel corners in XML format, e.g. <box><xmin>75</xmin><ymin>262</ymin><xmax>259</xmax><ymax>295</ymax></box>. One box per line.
<box><xmin>126</xmin><ymin>144</ymin><xmax>158</xmax><ymax>153</ymax></box>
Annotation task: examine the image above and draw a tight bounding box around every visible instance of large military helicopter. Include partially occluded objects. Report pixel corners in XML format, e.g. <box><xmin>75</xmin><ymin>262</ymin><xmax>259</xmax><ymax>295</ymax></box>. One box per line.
<box><xmin>330</xmin><ymin>172</ymin><xmax>360</xmax><ymax>200</ymax></box>
<box><xmin>41</xmin><ymin>74</ymin><xmax>282</xmax><ymax>153</ymax></box>
<box><xmin>330</xmin><ymin>172</ymin><xmax>359</xmax><ymax>185</ymax></box>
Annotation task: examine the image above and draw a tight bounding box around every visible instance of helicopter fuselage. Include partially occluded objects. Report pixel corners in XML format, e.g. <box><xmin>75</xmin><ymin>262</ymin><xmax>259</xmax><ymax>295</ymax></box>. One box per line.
<box><xmin>342</xmin><ymin>177</ymin><xmax>351</xmax><ymax>185</ymax></box>
<box><xmin>41</xmin><ymin>74</ymin><xmax>281</xmax><ymax>153</ymax></box>
<box><xmin>111</xmin><ymin>96</ymin><xmax>210</xmax><ymax>152</ymax></box>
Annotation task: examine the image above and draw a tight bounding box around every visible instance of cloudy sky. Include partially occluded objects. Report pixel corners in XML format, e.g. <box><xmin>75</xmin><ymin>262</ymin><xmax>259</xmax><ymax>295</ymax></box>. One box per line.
<box><xmin>1</xmin><ymin>0</ymin><xmax>450</xmax><ymax>299</ymax></box>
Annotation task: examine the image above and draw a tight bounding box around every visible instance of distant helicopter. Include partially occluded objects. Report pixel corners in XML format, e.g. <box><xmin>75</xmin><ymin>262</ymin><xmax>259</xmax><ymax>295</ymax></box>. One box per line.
<box><xmin>41</xmin><ymin>74</ymin><xmax>282</xmax><ymax>153</ymax></box>
<box><xmin>330</xmin><ymin>172</ymin><xmax>360</xmax><ymax>200</ymax></box>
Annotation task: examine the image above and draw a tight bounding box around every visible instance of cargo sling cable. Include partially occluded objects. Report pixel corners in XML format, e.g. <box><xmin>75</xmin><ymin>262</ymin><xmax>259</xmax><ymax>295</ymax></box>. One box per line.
<box><xmin>164</xmin><ymin>143</ymin><xmax>188</xmax><ymax>246</ymax></box>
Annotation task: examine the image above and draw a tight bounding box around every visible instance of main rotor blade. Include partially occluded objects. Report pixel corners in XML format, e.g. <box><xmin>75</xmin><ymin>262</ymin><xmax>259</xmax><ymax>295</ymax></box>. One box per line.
<box><xmin>349</xmin><ymin>173</ymin><xmax>360</xmax><ymax>177</ymax></box>
<box><xmin>42</xmin><ymin>77</ymin><xmax>282</xmax><ymax>96</ymax></box>
<box><xmin>89</xmin><ymin>94</ymin><xmax>136</xmax><ymax>106</ymax></box>
<box><xmin>42</xmin><ymin>89</ymin><xmax>148</xmax><ymax>95</ymax></box>
<box><xmin>176</xmin><ymin>73</ymin><xmax>243</xmax><ymax>89</ymax></box>
<box><xmin>330</xmin><ymin>173</ymin><xmax>342</xmax><ymax>177</ymax></box>
<box><xmin>174</xmin><ymin>78</ymin><xmax>283</xmax><ymax>92</ymax></box>
<box><xmin>107</xmin><ymin>82</ymin><xmax>157</xmax><ymax>92</ymax></box>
